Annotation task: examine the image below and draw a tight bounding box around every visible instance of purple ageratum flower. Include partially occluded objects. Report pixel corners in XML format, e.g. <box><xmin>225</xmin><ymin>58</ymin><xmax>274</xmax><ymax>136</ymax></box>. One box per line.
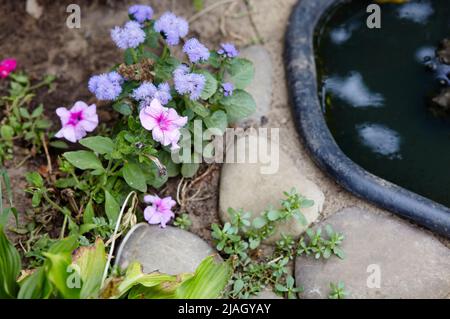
<box><xmin>111</xmin><ymin>21</ymin><xmax>146</xmax><ymax>50</ymax></box>
<box><xmin>132</xmin><ymin>82</ymin><xmax>172</xmax><ymax>105</ymax></box>
<box><xmin>183</xmin><ymin>38</ymin><xmax>210</xmax><ymax>63</ymax></box>
<box><xmin>153</xmin><ymin>82</ymin><xmax>172</xmax><ymax>105</ymax></box>
<box><xmin>88</xmin><ymin>71</ymin><xmax>124</xmax><ymax>101</ymax></box>
<box><xmin>139</xmin><ymin>98</ymin><xmax>188</xmax><ymax>150</ymax></box>
<box><xmin>128</xmin><ymin>4</ymin><xmax>153</xmax><ymax>23</ymax></box>
<box><xmin>173</xmin><ymin>65</ymin><xmax>206</xmax><ymax>101</ymax></box>
<box><xmin>222</xmin><ymin>82</ymin><xmax>234</xmax><ymax>97</ymax></box>
<box><xmin>55</xmin><ymin>101</ymin><xmax>99</xmax><ymax>143</ymax></box>
<box><xmin>154</xmin><ymin>12</ymin><xmax>188</xmax><ymax>46</ymax></box>
<box><xmin>218</xmin><ymin>43</ymin><xmax>239</xmax><ymax>58</ymax></box>
<box><xmin>143</xmin><ymin>194</ymin><xmax>176</xmax><ymax>227</ymax></box>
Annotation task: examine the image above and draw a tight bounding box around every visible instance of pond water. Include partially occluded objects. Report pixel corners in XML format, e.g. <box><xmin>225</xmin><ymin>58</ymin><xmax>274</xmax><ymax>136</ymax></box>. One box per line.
<box><xmin>316</xmin><ymin>0</ymin><xmax>450</xmax><ymax>207</ymax></box>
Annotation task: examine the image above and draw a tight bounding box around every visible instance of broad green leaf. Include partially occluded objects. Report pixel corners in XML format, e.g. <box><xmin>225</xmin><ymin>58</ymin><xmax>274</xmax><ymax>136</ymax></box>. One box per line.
<box><xmin>176</xmin><ymin>256</ymin><xmax>231</xmax><ymax>299</ymax></box>
<box><xmin>80</xmin><ymin>136</ymin><xmax>114</xmax><ymax>155</ymax></box>
<box><xmin>63</xmin><ymin>151</ymin><xmax>104</xmax><ymax>171</ymax></box>
<box><xmin>48</xmin><ymin>235</ymin><xmax>79</xmax><ymax>254</ymax></box>
<box><xmin>104</xmin><ymin>190</ymin><xmax>120</xmax><ymax>225</ymax></box>
<box><xmin>204</xmin><ymin>110</ymin><xmax>227</xmax><ymax>134</ymax></box>
<box><xmin>73</xmin><ymin>238</ymin><xmax>107</xmax><ymax>299</ymax></box>
<box><xmin>181</xmin><ymin>162</ymin><xmax>200</xmax><ymax>178</ymax></box>
<box><xmin>0</xmin><ymin>226</ymin><xmax>21</xmax><ymax>298</ymax></box>
<box><xmin>186</xmin><ymin>99</ymin><xmax>210</xmax><ymax>118</ymax></box>
<box><xmin>227</xmin><ymin>58</ymin><xmax>254</xmax><ymax>89</ymax></box>
<box><xmin>18</xmin><ymin>267</ymin><xmax>52</xmax><ymax>299</ymax></box>
<box><xmin>112</xmin><ymin>102</ymin><xmax>133</xmax><ymax>116</ymax></box>
<box><xmin>122</xmin><ymin>162</ymin><xmax>147</xmax><ymax>192</ymax></box>
<box><xmin>115</xmin><ymin>262</ymin><xmax>177</xmax><ymax>298</ymax></box>
<box><xmin>197</xmin><ymin>70</ymin><xmax>218</xmax><ymax>100</ymax></box>
<box><xmin>220</xmin><ymin>89</ymin><xmax>256</xmax><ymax>122</ymax></box>
<box><xmin>252</xmin><ymin>216</ymin><xmax>267</xmax><ymax>229</ymax></box>
<box><xmin>43</xmin><ymin>252</ymin><xmax>80</xmax><ymax>299</ymax></box>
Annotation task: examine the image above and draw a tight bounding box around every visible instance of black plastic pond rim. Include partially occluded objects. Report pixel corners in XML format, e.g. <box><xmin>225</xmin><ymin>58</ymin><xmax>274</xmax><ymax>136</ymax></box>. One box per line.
<box><xmin>284</xmin><ymin>0</ymin><xmax>450</xmax><ymax>238</ymax></box>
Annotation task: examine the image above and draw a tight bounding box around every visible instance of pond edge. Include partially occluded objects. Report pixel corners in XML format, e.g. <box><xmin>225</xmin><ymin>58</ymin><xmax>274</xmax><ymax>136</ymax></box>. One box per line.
<box><xmin>284</xmin><ymin>0</ymin><xmax>450</xmax><ymax>238</ymax></box>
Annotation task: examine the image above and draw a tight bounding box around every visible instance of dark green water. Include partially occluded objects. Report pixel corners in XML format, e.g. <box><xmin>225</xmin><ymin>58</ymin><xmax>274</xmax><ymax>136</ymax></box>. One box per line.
<box><xmin>316</xmin><ymin>0</ymin><xmax>450</xmax><ymax>207</ymax></box>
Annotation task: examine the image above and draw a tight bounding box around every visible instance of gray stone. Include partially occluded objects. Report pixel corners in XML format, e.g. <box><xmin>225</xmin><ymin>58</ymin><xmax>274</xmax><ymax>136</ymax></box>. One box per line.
<box><xmin>295</xmin><ymin>208</ymin><xmax>450</xmax><ymax>299</ymax></box>
<box><xmin>234</xmin><ymin>45</ymin><xmax>273</xmax><ymax>126</ymax></box>
<box><xmin>26</xmin><ymin>0</ymin><xmax>43</xmax><ymax>19</ymax></box>
<box><xmin>251</xmin><ymin>289</ymin><xmax>283</xmax><ymax>299</ymax></box>
<box><xmin>115</xmin><ymin>223</ymin><xmax>216</xmax><ymax>275</ymax></box>
<box><xmin>219</xmin><ymin>134</ymin><xmax>324</xmax><ymax>244</ymax></box>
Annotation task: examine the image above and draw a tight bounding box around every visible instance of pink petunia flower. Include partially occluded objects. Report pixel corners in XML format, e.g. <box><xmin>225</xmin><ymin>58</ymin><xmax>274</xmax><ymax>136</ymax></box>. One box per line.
<box><xmin>139</xmin><ymin>98</ymin><xmax>188</xmax><ymax>151</ymax></box>
<box><xmin>55</xmin><ymin>101</ymin><xmax>99</xmax><ymax>143</ymax></box>
<box><xmin>0</xmin><ymin>58</ymin><xmax>17</xmax><ymax>79</ymax></box>
<box><xmin>143</xmin><ymin>195</ymin><xmax>176</xmax><ymax>228</ymax></box>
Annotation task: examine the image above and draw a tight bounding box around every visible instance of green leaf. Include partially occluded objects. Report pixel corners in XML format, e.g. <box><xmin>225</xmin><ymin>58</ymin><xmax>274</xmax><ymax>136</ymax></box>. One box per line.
<box><xmin>0</xmin><ymin>125</ymin><xmax>14</xmax><ymax>141</ymax></box>
<box><xmin>63</xmin><ymin>151</ymin><xmax>104</xmax><ymax>171</ymax></box>
<box><xmin>154</xmin><ymin>57</ymin><xmax>180</xmax><ymax>82</ymax></box>
<box><xmin>0</xmin><ymin>226</ymin><xmax>21</xmax><ymax>298</ymax></box>
<box><xmin>204</xmin><ymin>110</ymin><xmax>227</xmax><ymax>134</ymax></box>
<box><xmin>186</xmin><ymin>99</ymin><xmax>210</xmax><ymax>118</ymax></box>
<box><xmin>267</xmin><ymin>210</ymin><xmax>281</xmax><ymax>221</ymax></box>
<box><xmin>83</xmin><ymin>200</ymin><xmax>95</xmax><ymax>224</ymax></box>
<box><xmin>196</xmin><ymin>70</ymin><xmax>218</xmax><ymax>100</ymax></box>
<box><xmin>25</xmin><ymin>172</ymin><xmax>44</xmax><ymax>188</ymax></box>
<box><xmin>113</xmin><ymin>102</ymin><xmax>133</xmax><ymax>116</ymax></box>
<box><xmin>35</xmin><ymin>119</ymin><xmax>52</xmax><ymax>129</ymax></box>
<box><xmin>159</xmin><ymin>151</ymin><xmax>180</xmax><ymax>178</ymax></box>
<box><xmin>18</xmin><ymin>267</ymin><xmax>52</xmax><ymax>299</ymax></box>
<box><xmin>220</xmin><ymin>89</ymin><xmax>256</xmax><ymax>122</ymax></box>
<box><xmin>193</xmin><ymin>0</ymin><xmax>204</xmax><ymax>11</ymax></box>
<box><xmin>43</xmin><ymin>252</ymin><xmax>80</xmax><ymax>298</ymax></box>
<box><xmin>115</xmin><ymin>262</ymin><xmax>177</xmax><ymax>298</ymax></box>
<box><xmin>31</xmin><ymin>104</ymin><xmax>44</xmax><ymax>118</ymax></box>
<box><xmin>79</xmin><ymin>136</ymin><xmax>114</xmax><ymax>155</ymax></box>
<box><xmin>54</xmin><ymin>177</ymin><xmax>77</xmax><ymax>189</ymax></box>
<box><xmin>176</xmin><ymin>256</ymin><xmax>231</xmax><ymax>299</ymax></box>
<box><xmin>19</xmin><ymin>107</ymin><xmax>31</xmax><ymax>119</ymax></box>
<box><xmin>49</xmin><ymin>140</ymin><xmax>69</xmax><ymax>149</ymax></box>
<box><xmin>48</xmin><ymin>235</ymin><xmax>79</xmax><ymax>254</ymax></box>
<box><xmin>227</xmin><ymin>58</ymin><xmax>254</xmax><ymax>89</ymax></box>
<box><xmin>252</xmin><ymin>216</ymin><xmax>267</xmax><ymax>229</ymax></box>
<box><xmin>124</xmin><ymin>48</ymin><xmax>135</xmax><ymax>65</ymax></box>
<box><xmin>104</xmin><ymin>190</ymin><xmax>120</xmax><ymax>225</ymax></box>
<box><xmin>122</xmin><ymin>162</ymin><xmax>147</xmax><ymax>192</ymax></box>
<box><xmin>73</xmin><ymin>238</ymin><xmax>107</xmax><ymax>299</ymax></box>
<box><xmin>232</xmin><ymin>279</ymin><xmax>244</xmax><ymax>294</ymax></box>
<box><xmin>181</xmin><ymin>162</ymin><xmax>200</xmax><ymax>178</ymax></box>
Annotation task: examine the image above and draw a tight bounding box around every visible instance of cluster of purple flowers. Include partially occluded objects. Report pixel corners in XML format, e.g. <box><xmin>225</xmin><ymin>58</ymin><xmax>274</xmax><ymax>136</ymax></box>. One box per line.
<box><xmin>128</xmin><ymin>4</ymin><xmax>153</xmax><ymax>23</ymax></box>
<box><xmin>173</xmin><ymin>65</ymin><xmax>206</xmax><ymax>101</ymax></box>
<box><xmin>132</xmin><ymin>82</ymin><xmax>172</xmax><ymax>105</ymax></box>
<box><xmin>88</xmin><ymin>71</ymin><xmax>124</xmax><ymax>101</ymax></box>
<box><xmin>111</xmin><ymin>21</ymin><xmax>146</xmax><ymax>50</ymax></box>
<box><xmin>154</xmin><ymin>12</ymin><xmax>189</xmax><ymax>46</ymax></box>
<box><xmin>183</xmin><ymin>38</ymin><xmax>210</xmax><ymax>63</ymax></box>
<box><xmin>218</xmin><ymin>43</ymin><xmax>239</xmax><ymax>58</ymax></box>
<box><xmin>222</xmin><ymin>82</ymin><xmax>234</xmax><ymax>97</ymax></box>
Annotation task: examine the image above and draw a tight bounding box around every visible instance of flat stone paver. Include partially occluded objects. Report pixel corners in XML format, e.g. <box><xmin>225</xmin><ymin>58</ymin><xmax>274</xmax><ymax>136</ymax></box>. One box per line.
<box><xmin>295</xmin><ymin>207</ymin><xmax>450</xmax><ymax>299</ymax></box>
<box><xmin>115</xmin><ymin>223</ymin><xmax>217</xmax><ymax>275</ymax></box>
<box><xmin>220</xmin><ymin>134</ymin><xmax>324</xmax><ymax>243</ymax></box>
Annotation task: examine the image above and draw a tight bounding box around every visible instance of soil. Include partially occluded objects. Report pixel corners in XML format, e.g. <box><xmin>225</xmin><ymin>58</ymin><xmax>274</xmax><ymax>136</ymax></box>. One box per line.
<box><xmin>1</xmin><ymin>0</ymin><xmax>449</xmax><ymax>250</ymax></box>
